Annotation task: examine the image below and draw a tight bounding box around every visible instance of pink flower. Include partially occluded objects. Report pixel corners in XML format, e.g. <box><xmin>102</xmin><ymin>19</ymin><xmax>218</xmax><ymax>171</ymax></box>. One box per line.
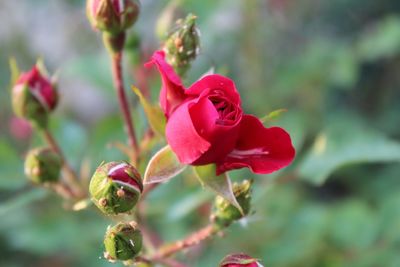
<box><xmin>219</xmin><ymin>253</ymin><xmax>262</xmax><ymax>267</ymax></box>
<box><xmin>146</xmin><ymin>50</ymin><xmax>295</xmax><ymax>175</ymax></box>
<box><xmin>15</xmin><ymin>65</ymin><xmax>58</xmax><ymax>111</ymax></box>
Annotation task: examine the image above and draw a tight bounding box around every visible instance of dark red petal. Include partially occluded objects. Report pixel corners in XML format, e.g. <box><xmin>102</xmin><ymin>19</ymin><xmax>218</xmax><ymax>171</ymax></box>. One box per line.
<box><xmin>186</xmin><ymin>74</ymin><xmax>241</xmax><ymax>106</ymax></box>
<box><xmin>16</xmin><ymin>66</ymin><xmax>57</xmax><ymax>111</ymax></box>
<box><xmin>108</xmin><ymin>162</ymin><xmax>143</xmax><ymax>192</ymax></box>
<box><xmin>189</xmin><ymin>96</ymin><xmax>241</xmax><ymax>165</ymax></box>
<box><xmin>145</xmin><ymin>50</ymin><xmax>186</xmax><ymax>117</ymax></box>
<box><xmin>217</xmin><ymin>115</ymin><xmax>295</xmax><ymax>175</ymax></box>
<box><xmin>166</xmin><ymin>101</ymin><xmax>211</xmax><ymax>164</ymax></box>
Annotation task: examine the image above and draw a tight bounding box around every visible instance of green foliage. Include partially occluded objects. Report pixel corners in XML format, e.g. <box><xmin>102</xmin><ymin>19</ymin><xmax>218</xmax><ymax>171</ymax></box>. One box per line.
<box><xmin>1</xmin><ymin>0</ymin><xmax>400</xmax><ymax>266</ymax></box>
<box><xmin>299</xmin><ymin>115</ymin><xmax>400</xmax><ymax>184</ymax></box>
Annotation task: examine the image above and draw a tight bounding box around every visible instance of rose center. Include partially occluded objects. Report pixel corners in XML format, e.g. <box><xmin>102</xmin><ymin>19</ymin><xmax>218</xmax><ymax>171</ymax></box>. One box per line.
<box><xmin>208</xmin><ymin>94</ymin><xmax>239</xmax><ymax>126</ymax></box>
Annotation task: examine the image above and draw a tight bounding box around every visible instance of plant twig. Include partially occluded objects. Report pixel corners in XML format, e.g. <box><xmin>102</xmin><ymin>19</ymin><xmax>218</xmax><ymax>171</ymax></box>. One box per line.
<box><xmin>42</xmin><ymin>129</ymin><xmax>83</xmax><ymax>198</ymax></box>
<box><xmin>111</xmin><ymin>52</ymin><xmax>139</xmax><ymax>163</ymax></box>
<box><xmin>135</xmin><ymin>182</ymin><xmax>164</xmax><ymax>249</ymax></box>
<box><xmin>155</xmin><ymin>224</ymin><xmax>217</xmax><ymax>259</ymax></box>
<box><xmin>135</xmin><ymin>255</ymin><xmax>188</xmax><ymax>267</ymax></box>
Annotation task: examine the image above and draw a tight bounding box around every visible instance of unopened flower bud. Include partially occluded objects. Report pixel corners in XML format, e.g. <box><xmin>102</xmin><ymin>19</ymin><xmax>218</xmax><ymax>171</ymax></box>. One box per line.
<box><xmin>213</xmin><ymin>180</ymin><xmax>253</xmax><ymax>228</ymax></box>
<box><xmin>220</xmin><ymin>253</ymin><xmax>263</xmax><ymax>267</ymax></box>
<box><xmin>163</xmin><ymin>13</ymin><xmax>200</xmax><ymax>77</ymax></box>
<box><xmin>86</xmin><ymin>0</ymin><xmax>140</xmax><ymax>35</ymax></box>
<box><xmin>89</xmin><ymin>161</ymin><xmax>143</xmax><ymax>215</ymax></box>
<box><xmin>104</xmin><ymin>221</ymin><xmax>142</xmax><ymax>261</ymax></box>
<box><xmin>24</xmin><ymin>147</ymin><xmax>62</xmax><ymax>184</ymax></box>
<box><xmin>11</xmin><ymin>65</ymin><xmax>58</xmax><ymax>129</ymax></box>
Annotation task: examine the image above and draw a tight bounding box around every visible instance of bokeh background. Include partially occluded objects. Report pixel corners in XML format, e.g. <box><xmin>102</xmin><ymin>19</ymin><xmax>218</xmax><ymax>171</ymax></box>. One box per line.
<box><xmin>1</xmin><ymin>0</ymin><xmax>400</xmax><ymax>266</ymax></box>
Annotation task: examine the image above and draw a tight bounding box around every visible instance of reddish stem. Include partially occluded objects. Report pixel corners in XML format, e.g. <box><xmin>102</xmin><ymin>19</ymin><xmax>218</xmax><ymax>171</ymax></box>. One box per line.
<box><xmin>155</xmin><ymin>224</ymin><xmax>217</xmax><ymax>259</ymax></box>
<box><xmin>111</xmin><ymin>52</ymin><xmax>139</xmax><ymax>163</ymax></box>
<box><xmin>42</xmin><ymin>129</ymin><xmax>82</xmax><ymax>198</ymax></box>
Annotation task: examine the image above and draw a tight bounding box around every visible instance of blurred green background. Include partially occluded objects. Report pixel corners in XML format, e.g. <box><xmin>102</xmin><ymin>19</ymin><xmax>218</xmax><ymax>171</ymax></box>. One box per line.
<box><xmin>1</xmin><ymin>0</ymin><xmax>400</xmax><ymax>266</ymax></box>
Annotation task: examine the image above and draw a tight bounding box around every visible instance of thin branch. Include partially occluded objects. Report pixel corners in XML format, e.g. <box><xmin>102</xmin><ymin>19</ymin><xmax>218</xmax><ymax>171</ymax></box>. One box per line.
<box><xmin>42</xmin><ymin>129</ymin><xmax>83</xmax><ymax>198</ymax></box>
<box><xmin>111</xmin><ymin>52</ymin><xmax>139</xmax><ymax>163</ymax></box>
<box><xmin>155</xmin><ymin>224</ymin><xmax>217</xmax><ymax>259</ymax></box>
<box><xmin>136</xmin><ymin>255</ymin><xmax>188</xmax><ymax>267</ymax></box>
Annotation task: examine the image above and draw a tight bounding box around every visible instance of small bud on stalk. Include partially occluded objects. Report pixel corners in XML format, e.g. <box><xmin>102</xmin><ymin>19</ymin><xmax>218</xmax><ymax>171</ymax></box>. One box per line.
<box><xmin>86</xmin><ymin>0</ymin><xmax>140</xmax><ymax>34</ymax></box>
<box><xmin>213</xmin><ymin>180</ymin><xmax>253</xmax><ymax>228</ymax></box>
<box><xmin>220</xmin><ymin>253</ymin><xmax>263</xmax><ymax>267</ymax></box>
<box><xmin>163</xmin><ymin>13</ymin><xmax>200</xmax><ymax>77</ymax></box>
<box><xmin>104</xmin><ymin>221</ymin><xmax>143</xmax><ymax>261</ymax></box>
<box><xmin>11</xmin><ymin>65</ymin><xmax>58</xmax><ymax>129</ymax></box>
<box><xmin>24</xmin><ymin>147</ymin><xmax>62</xmax><ymax>184</ymax></box>
<box><xmin>89</xmin><ymin>161</ymin><xmax>143</xmax><ymax>215</ymax></box>
<box><xmin>87</xmin><ymin>0</ymin><xmax>141</xmax><ymax>54</ymax></box>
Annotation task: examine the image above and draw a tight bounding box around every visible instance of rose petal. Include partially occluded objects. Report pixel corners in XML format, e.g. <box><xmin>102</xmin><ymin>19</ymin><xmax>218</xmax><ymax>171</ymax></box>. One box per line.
<box><xmin>189</xmin><ymin>96</ymin><xmax>241</xmax><ymax>165</ymax></box>
<box><xmin>186</xmin><ymin>74</ymin><xmax>241</xmax><ymax>106</ymax></box>
<box><xmin>16</xmin><ymin>66</ymin><xmax>57</xmax><ymax>110</ymax></box>
<box><xmin>217</xmin><ymin>115</ymin><xmax>295</xmax><ymax>174</ymax></box>
<box><xmin>145</xmin><ymin>50</ymin><xmax>186</xmax><ymax>117</ymax></box>
<box><xmin>166</xmin><ymin>101</ymin><xmax>211</xmax><ymax>164</ymax></box>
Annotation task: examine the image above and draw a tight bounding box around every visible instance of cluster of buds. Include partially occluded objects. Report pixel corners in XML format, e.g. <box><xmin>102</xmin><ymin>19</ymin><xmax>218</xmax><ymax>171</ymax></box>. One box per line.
<box><xmin>220</xmin><ymin>253</ymin><xmax>263</xmax><ymax>267</ymax></box>
<box><xmin>11</xmin><ymin>65</ymin><xmax>58</xmax><ymax>129</ymax></box>
<box><xmin>104</xmin><ymin>221</ymin><xmax>142</xmax><ymax>261</ymax></box>
<box><xmin>89</xmin><ymin>161</ymin><xmax>143</xmax><ymax>215</ymax></box>
<box><xmin>24</xmin><ymin>147</ymin><xmax>62</xmax><ymax>184</ymax></box>
<box><xmin>86</xmin><ymin>0</ymin><xmax>140</xmax><ymax>53</ymax></box>
<box><xmin>212</xmin><ymin>180</ymin><xmax>253</xmax><ymax>229</ymax></box>
<box><xmin>163</xmin><ymin>13</ymin><xmax>200</xmax><ymax>77</ymax></box>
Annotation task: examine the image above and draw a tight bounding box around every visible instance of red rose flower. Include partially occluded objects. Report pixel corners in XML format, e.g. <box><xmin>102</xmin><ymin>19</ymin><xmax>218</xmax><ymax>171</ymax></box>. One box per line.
<box><xmin>146</xmin><ymin>50</ymin><xmax>295</xmax><ymax>175</ymax></box>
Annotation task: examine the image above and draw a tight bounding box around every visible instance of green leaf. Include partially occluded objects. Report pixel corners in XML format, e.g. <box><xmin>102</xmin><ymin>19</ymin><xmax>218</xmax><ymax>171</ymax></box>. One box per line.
<box><xmin>261</xmin><ymin>108</ymin><xmax>287</xmax><ymax>123</ymax></box>
<box><xmin>9</xmin><ymin>57</ymin><xmax>20</xmax><ymax>88</ymax></box>
<box><xmin>0</xmin><ymin>188</ymin><xmax>47</xmax><ymax>217</ymax></box>
<box><xmin>131</xmin><ymin>85</ymin><xmax>166</xmax><ymax>136</ymax></box>
<box><xmin>194</xmin><ymin>164</ymin><xmax>243</xmax><ymax>215</ymax></box>
<box><xmin>357</xmin><ymin>16</ymin><xmax>400</xmax><ymax>62</ymax></box>
<box><xmin>144</xmin><ymin>145</ymin><xmax>186</xmax><ymax>184</ymax></box>
<box><xmin>299</xmin><ymin>116</ymin><xmax>400</xmax><ymax>185</ymax></box>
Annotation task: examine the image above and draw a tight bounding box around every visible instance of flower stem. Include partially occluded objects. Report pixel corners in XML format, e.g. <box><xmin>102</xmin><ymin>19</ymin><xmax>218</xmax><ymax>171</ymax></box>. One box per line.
<box><xmin>42</xmin><ymin>129</ymin><xmax>83</xmax><ymax>198</ymax></box>
<box><xmin>111</xmin><ymin>51</ymin><xmax>139</xmax><ymax>163</ymax></box>
<box><xmin>155</xmin><ymin>224</ymin><xmax>217</xmax><ymax>259</ymax></box>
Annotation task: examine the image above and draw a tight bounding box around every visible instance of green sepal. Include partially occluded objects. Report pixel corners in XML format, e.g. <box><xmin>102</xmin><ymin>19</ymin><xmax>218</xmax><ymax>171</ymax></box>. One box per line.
<box><xmin>104</xmin><ymin>222</ymin><xmax>142</xmax><ymax>261</ymax></box>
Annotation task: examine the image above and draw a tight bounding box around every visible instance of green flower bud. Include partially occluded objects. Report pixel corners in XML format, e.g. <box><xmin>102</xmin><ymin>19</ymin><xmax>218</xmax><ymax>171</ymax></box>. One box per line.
<box><xmin>24</xmin><ymin>147</ymin><xmax>62</xmax><ymax>184</ymax></box>
<box><xmin>87</xmin><ymin>0</ymin><xmax>140</xmax><ymax>35</ymax></box>
<box><xmin>89</xmin><ymin>161</ymin><xmax>143</xmax><ymax>215</ymax></box>
<box><xmin>104</xmin><ymin>221</ymin><xmax>142</xmax><ymax>261</ymax></box>
<box><xmin>163</xmin><ymin>13</ymin><xmax>200</xmax><ymax>77</ymax></box>
<box><xmin>213</xmin><ymin>180</ymin><xmax>253</xmax><ymax>228</ymax></box>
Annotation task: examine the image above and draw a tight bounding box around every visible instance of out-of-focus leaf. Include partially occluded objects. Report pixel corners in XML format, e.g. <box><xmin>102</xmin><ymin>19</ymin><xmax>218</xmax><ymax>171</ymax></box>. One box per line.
<box><xmin>144</xmin><ymin>145</ymin><xmax>186</xmax><ymax>184</ymax></box>
<box><xmin>167</xmin><ymin>189</ymin><xmax>211</xmax><ymax>221</ymax></box>
<box><xmin>0</xmin><ymin>188</ymin><xmax>47</xmax><ymax>217</ymax></box>
<box><xmin>72</xmin><ymin>198</ymin><xmax>93</xmax><ymax>211</ymax></box>
<box><xmin>131</xmin><ymin>85</ymin><xmax>166</xmax><ymax>136</ymax></box>
<box><xmin>299</xmin><ymin>116</ymin><xmax>400</xmax><ymax>184</ymax></box>
<box><xmin>194</xmin><ymin>165</ymin><xmax>243</xmax><ymax>215</ymax></box>
<box><xmin>328</xmin><ymin>200</ymin><xmax>378</xmax><ymax>251</ymax></box>
<box><xmin>107</xmin><ymin>141</ymin><xmax>133</xmax><ymax>159</ymax></box>
<box><xmin>261</xmin><ymin>108</ymin><xmax>287</xmax><ymax>123</ymax></box>
<box><xmin>9</xmin><ymin>57</ymin><xmax>20</xmax><ymax>88</ymax></box>
<box><xmin>357</xmin><ymin>16</ymin><xmax>400</xmax><ymax>62</ymax></box>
